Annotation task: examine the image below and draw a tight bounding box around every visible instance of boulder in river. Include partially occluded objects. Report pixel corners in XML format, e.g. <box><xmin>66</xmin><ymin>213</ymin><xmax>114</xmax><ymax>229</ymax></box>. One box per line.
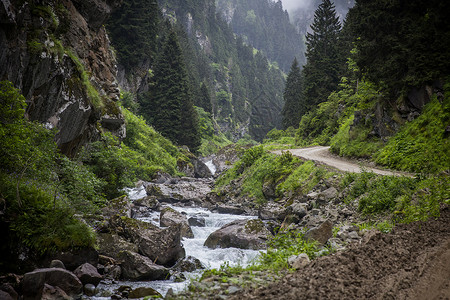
<box><xmin>172</xmin><ymin>256</ymin><xmax>205</xmax><ymax>273</ymax></box>
<box><xmin>22</xmin><ymin>268</ymin><xmax>82</xmax><ymax>299</ymax></box>
<box><xmin>111</xmin><ymin>216</ymin><xmax>185</xmax><ymax>267</ymax></box>
<box><xmin>118</xmin><ymin>251</ymin><xmax>170</xmax><ymax>281</ymax></box>
<box><xmin>204</xmin><ymin>219</ymin><xmax>272</xmax><ymax>250</ymax></box>
<box><xmin>144</xmin><ymin>178</ymin><xmax>212</xmax><ymax>204</ymax></box>
<box><xmin>160</xmin><ymin>207</ymin><xmax>194</xmax><ymax>238</ymax></box>
<box><xmin>97</xmin><ymin>233</ymin><xmax>139</xmax><ymax>261</ymax></box>
<box><xmin>73</xmin><ymin>263</ymin><xmax>102</xmax><ymax>286</ymax></box>
<box><xmin>128</xmin><ymin>287</ymin><xmax>162</xmax><ymax>298</ymax></box>
<box><xmin>188</xmin><ymin>216</ymin><xmax>206</xmax><ymax>227</ymax></box>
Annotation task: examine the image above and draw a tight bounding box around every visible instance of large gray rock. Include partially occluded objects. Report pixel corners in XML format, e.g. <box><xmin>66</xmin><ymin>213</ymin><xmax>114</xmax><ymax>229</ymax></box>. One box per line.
<box><xmin>160</xmin><ymin>207</ymin><xmax>194</xmax><ymax>238</ymax></box>
<box><xmin>204</xmin><ymin>219</ymin><xmax>272</xmax><ymax>250</ymax></box>
<box><xmin>101</xmin><ymin>195</ymin><xmax>132</xmax><ymax>218</ymax></box>
<box><xmin>0</xmin><ymin>0</ymin><xmax>124</xmax><ymax>157</ymax></box>
<box><xmin>118</xmin><ymin>251</ymin><xmax>170</xmax><ymax>281</ymax></box>
<box><xmin>73</xmin><ymin>263</ymin><xmax>102</xmax><ymax>286</ymax></box>
<box><xmin>304</xmin><ymin>220</ymin><xmax>333</xmax><ymax>246</ymax></box>
<box><xmin>188</xmin><ymin>216</ymin><xmax>206</xmax><ymax>227</ymax></box>
<box><xmin>49</xmin><ymin>260</ymin><xmax>65</xmax><ymax>269</ymax></box>
<box><xmin>22</xmin><ymin>268</ymin><xmax>82</xmax><ymax>299</ymax></box>
<box><xmin>288</xmin><ymin>202</ymin><xmax>308</xmax><ymax>219</ymax></box>
<box><xmin>191</xmin><ymin>158</ymin><xmax>212</xmax><ymax>178</ymax></box>
<box><xmin>172</xmin><ymin>256</ymin><xmax>205</xmax><ymax>273</ymax></box>
<box><xmin>144</xmin><ymin>178</ymin><xmax>212</xmax><ymax>204</ymax></box>
<box><xmin>0</xmin><ymin>290</ymin><xmax>14</xmax><ymax>300</ymax></box>
<box><xmin>97</xmin><ymin>233</ymin><xmax>138</xmax><ymax>260</ymax></box>
<box><xmin>40</xmin><ymin>284</ymin><xmax>71</xmax><ymax>300</ymax></box>
<box><xmin>111</xmin><ymin>216</ymin><xmax>185</xmax><ymax>267</ymax></box>
<box><xmin>258</xmin><ymin>203</ymin><xmax>286</xmax><ymax>221</ymax></box>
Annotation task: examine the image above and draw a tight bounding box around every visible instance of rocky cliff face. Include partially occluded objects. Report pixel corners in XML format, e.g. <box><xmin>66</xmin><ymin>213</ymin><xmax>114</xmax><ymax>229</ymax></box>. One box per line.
<box><xmin>0</xmin><ymin>0</ymin><xmax>125</xmax><ymax>156</ymax></box>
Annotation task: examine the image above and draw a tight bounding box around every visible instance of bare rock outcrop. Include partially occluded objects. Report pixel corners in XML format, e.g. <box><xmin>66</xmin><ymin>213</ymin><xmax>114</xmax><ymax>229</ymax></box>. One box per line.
<box><xmin>0</xmin><ymin>0</ymin><xmax>124</xmax><ymax>156</ymax></box>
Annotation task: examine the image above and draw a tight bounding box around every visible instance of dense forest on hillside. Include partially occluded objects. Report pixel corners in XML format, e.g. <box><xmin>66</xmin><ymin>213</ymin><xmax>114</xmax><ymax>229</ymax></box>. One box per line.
<box><xmin>217</xmin><ymin>0</ymin><xmax>305</xmax><ymax>72</ymax></box>
<box><xmin>281</xmin><ymin>0</ymin><xmax>450</xmax><ymax>173</ymax></box>
<box><xmin>108</xmin><ymin>0</ymin><xmax>287</xmax><ymax>145</ymax></box>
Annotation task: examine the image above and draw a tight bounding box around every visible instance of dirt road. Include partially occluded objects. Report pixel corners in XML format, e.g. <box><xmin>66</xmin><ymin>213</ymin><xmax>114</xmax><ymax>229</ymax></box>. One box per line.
<box><xmin>273</xmin><ymin>146</ymin><xmax>412</xmax><ymax>176</ymax></box>
<box><xmin>232</xmin><ymin>206</ymin><xmax>450</xmax><ymax>300</ymax></box>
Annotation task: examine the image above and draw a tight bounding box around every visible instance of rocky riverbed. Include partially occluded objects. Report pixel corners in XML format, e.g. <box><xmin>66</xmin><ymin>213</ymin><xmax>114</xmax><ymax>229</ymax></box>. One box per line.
<box><xmin>0</xmin><ymin>155</ymin><xmax>375</xmax><ymax>299</ymax></box>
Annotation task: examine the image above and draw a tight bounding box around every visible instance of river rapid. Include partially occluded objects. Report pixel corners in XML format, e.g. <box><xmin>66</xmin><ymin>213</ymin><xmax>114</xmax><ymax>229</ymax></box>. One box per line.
<box><xmin>94</xmin><ymin>162</ymin><xmax>262</xmax><ymax>298</ymax></box>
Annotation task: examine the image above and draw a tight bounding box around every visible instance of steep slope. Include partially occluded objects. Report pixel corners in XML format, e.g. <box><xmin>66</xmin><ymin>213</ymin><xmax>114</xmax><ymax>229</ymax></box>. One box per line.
<box><xmin>290</xmin><ymin>0</ymin><xmax>355</xmax><ymax>36</ymax></box>
<box><xmin>0</xmin><ymin>0</ymin><xmax>124</xmax><ymax>156</ymax></box>
<box><xmin>108</xmin><ymin>0</ymin><xmax>286</xmax><ymax>142</ymax></box>
<box><xmin>216</xmin><ymin>0</ymin><xmax>305</xmax><ymax>72</ymax></box>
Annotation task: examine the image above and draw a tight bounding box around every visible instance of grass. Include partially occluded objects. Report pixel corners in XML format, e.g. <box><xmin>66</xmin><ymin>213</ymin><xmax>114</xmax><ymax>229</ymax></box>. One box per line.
<box><xmin>374</xmin><ymin>91</ymin><xmax>450</xmax><ymax>173</ymax></box>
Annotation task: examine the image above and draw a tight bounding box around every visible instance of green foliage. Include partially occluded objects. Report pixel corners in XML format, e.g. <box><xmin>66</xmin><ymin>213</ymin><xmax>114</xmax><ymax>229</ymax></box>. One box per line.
<box><xmin>120</xmin><ymin>91</ymin><xmax>140</xmax><ymax>114</ymax></box>
<box><xmin>276</xmin><ymin>161</ymin><xmax>332</xmax><ymax>196</ymax></box>
<box><xmin>0</xmin><ymin>82</ymin><xmax>96</xmax><ymax>253</ymax></box>
<box><xmin>330</xmin><ymin>114</ymin><xmax>384</xmax><ymax>158</ymax></box>
<box><xmin>57</xmin><ymin>156</ymin><xmax>106</xmax><ymax>213</ymax></box>
<box><xmin>106</xmin><ymin>0</ymin><xmax>159</xmax><ymax>67</ymax></box>
<box><xmin>196</xmin><ymin>107</ymin><xmax>232</xmax><ymax>156</ymax></box>
<box><xmin>80</xmin><ymin>118</ymin><xmax>182</xmax><ymax>199</ymax></box>
<box><xmin>348</xmin><ymin>0</ymin><xmax>450</xmax><ymax>92</ymax></box>
<box><xmin>262</xmin><ymin>127</ymin><xmax>296</xmax><ymax>150</ymax></box>
<box><xmin>395</xmin><ymin>174</ymin><xmax>449</xmax><ymax>223</ymax></box>
<box><xmin>257</xmin><ymin>230</ymin><xmax>324</xmax><ymax>271</ymax></box>
<box><xmin>122</xmin><ymin>107</ymin><xmax>182</xmax><ymax>174</ymax></box>
<box><xmin>374</xmin><ymin>92</ymin><xmax>450</xmax><ymax>173</ymax></box>
<box><xmin>296</xmin><ymin>53</ymin><xmax>381</xmax><ymax>148</ymax></box>
<box><xmin>240</xmin><ymin>145</ymin><xmax>264</xmax><ymax>168</ymax></box>
<box><xmin>357</xmin><ymin>175</ymin><xmax>416</xmax><ymax>215</ymax></box>
<box><xmin>215</xmin><ymin>146</ymin><xmax>332</xmax><ymax>204</ymax></box>
<box><xmin>341</xmin><ymin>170</ymin><xmax>448</xmax><ymax>223</ymax></box>
<box><xmin>7</xmin><ymin>181</ymin><xmax>96</xmax><ymax>253</ymax></box>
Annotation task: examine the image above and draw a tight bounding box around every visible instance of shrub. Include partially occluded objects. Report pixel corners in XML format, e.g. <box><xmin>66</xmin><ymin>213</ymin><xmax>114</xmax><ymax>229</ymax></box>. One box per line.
<box><xmin>374</xmin><ymin>91</ymin><xmax>450</xmax><ymax>173</ymax></box>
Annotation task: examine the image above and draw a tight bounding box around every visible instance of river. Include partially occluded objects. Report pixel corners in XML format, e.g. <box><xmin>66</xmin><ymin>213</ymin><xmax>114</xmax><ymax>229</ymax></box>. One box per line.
<box><xmin>94</xmin><ymin>162</ymin><xmax>262</xmax><ymax>298</ymax></box>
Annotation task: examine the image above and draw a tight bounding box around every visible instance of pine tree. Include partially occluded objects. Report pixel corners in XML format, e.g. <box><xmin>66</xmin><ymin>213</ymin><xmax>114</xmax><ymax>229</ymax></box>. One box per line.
<box><xmin>198</xmin><ymin>82</ymin><xmax>212</xmax><ymax>114</ymax></box>
<box><xmin>107</xmin><ymin>0</ymin><xmax>159</xmax><ymax>67</ymax></box>
<box><xmin>282</xmin><ymin>58</ymin><xmax>303</xmax><ymax>129</ymax></box>
<box><xmin>142</xmin><ymin>31</ymin><xmax>200</xmax><ymax>152</ymax></box>
<box><xmin>302</xmin><ymin>0</ymin><xmax>342</xmax><ymax>109</ymax></box>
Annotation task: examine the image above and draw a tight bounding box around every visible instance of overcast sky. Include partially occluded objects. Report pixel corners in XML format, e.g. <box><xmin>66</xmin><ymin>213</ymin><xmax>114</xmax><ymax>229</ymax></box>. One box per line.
<box><xmin>279</xmin><ymin>0</ymin><xmax>314</xmax><ymax>14</ymax></box>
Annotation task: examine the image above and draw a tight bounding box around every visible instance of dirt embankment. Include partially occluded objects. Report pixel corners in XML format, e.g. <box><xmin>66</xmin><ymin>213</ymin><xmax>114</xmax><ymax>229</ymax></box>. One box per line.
<box><xmin>232</xmin><ymin>206</ymin><xmax>450</xmax><ymax>300</ymax></box>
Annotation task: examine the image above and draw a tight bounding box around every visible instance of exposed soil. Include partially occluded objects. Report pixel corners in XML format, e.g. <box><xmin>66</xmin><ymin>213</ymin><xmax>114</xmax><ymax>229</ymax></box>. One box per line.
<box><xmin>232</xmin><ymin>206</ymin><xmax>450</xmax><ymax>300</ymax></box>
<box><xmin>273</xmin><ymin>146</ymin><xmax>413</xmax><ymax>177</ymax></box>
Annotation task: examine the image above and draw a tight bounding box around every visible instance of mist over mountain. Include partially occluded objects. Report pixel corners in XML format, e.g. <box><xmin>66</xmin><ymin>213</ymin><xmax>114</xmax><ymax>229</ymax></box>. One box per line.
<box><xmin>282</xmin><ymin>0</ymin><xmax>354</xmax><ymax>34</ymax></box>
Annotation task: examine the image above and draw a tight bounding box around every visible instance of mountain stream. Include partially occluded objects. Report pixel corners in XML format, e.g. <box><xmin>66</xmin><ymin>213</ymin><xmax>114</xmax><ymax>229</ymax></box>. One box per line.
<box><xmin>94</xmin><ymin>166</ymin><xmax>262</xmax><ymax>298</ymax></box>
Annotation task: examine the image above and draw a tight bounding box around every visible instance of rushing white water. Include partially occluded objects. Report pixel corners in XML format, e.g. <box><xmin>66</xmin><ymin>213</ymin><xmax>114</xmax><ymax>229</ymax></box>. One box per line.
<box><xmin>205</xmin><ymin>159</ymin><xmax>216</xmax><ymax>175</ymax></box>
<box><xmin>123</xmin><ymin>185</ymin><xmax>147</xmax><ymax>200</ymax></box>
<box><xmin>95</xmin><ymin>198</ymin><xmax>263</xmax><ymax>298</ymax></box>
